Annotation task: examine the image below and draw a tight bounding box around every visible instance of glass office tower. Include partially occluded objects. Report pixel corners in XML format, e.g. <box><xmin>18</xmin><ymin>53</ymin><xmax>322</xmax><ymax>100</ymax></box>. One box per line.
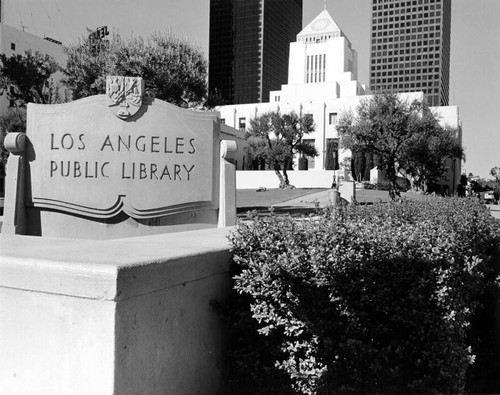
<box><xmin>369</xmin><ymin>0</ymin><xmax>451</xmax><ymax>106</ymax></box>
<box><xmin>209</xmin><ymin>0</ymin><xmax>303</xmax><ymax>104</ymax></box>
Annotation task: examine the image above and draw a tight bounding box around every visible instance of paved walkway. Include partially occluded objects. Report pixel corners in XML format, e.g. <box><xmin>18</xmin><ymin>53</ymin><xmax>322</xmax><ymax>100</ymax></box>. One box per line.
<box><xmin>237</xmin><ymin>188</ymin><xmax>500</xmax><ymax>220</ymax></box>
<box><xmin>272</xmin><ymin>188</ymin><xmax>396</xmax><ymax>208</ymax></box>
<box><xmin>239</xmin><ymin>188</ymin><xmax>419</xmax><ymax>210</ymax></box>
<box><xmin>237</xmin><ymin>188</ymin><xmax>403</xmax><ymax>217</ymax></box>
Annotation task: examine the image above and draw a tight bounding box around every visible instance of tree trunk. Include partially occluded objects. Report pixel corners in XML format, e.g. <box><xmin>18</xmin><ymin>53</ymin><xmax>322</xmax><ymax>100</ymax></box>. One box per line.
<box><xmin>410</xmin><ymin>177</ymin><xmax>417</xmax><ymax>191</ymax></box>
<box><xmin>282</xmin><ymin>167</ymin><xmax>294</xmax><ymax>189</ymax></box>
<box><xmin>274</xmin><ymin>167</ymin><xmax>287</xmax><ymax>189</ymax></box>
<box><xmin>386</xmin><ymin>162</ymin><xmax>401</xmax><ymax>200</ymax></box>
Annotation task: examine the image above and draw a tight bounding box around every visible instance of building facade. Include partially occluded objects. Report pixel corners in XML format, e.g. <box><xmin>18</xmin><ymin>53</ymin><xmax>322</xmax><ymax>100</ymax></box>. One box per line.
<box><xmin>218</xmin><ymin>9</ymin><xmax>370</xmax><ymax>172</ymax></box>
<box><xmin>218</xmin><ymin>8</ymin><xmax>461</xmax><ymax>193</ymax></box>
<box><xmin>369</xmin><ymin>0</ymin><xmax>451</xmax><ymax>106</ymax></box>
<box><xmin>209</xmin><ymin>0</ymin><xmax>303</xmax><ymax>104</ymax></box>
<box><xmin>0</xmin><ymin>23</ymin><xmax>66</xmax><ymax>114</ymax></box>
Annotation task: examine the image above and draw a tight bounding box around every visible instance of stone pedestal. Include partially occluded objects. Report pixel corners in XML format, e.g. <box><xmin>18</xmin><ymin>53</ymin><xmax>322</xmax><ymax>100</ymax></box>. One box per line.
<box><xmin>0</xmin><ymin>228</ymin><xmax>232</xmax><ymax>395</ymax></box>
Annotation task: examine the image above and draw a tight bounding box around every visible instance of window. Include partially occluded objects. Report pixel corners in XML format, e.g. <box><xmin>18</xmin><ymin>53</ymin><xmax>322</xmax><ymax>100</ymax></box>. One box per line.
<box><xmin>329</xmin><ymin>112</ymin><xmax>338</xmax><ymax>125</ymax></box>
<box><xmin>304</xmin><ymin>113</ymin><xmax>314</xmax><ymax>122</ymax></box>
<box><xmin>220</xmin><ymin>118</ymin><xmax>225</xmax><ymax>125</ymax></box>
<box><xmin>239</xmin><ymin>117</ymin><xmax>246</xmax><ymax>131</ymax></box>
<box><xmin>10</xmin><ymin>43</ymin><xmax>15</xmax><ymax>51</ymax></box>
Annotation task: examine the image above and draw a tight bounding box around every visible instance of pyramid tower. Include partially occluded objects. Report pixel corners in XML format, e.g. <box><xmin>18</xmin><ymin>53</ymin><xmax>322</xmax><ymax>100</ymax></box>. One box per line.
<box><xmin>297</xmin><ymin>9</ymin><xmax>346</xmax><ymax>44</ymax></box>
<box><xmin>284</xmin><ymin>8</ymin><xmax>359</xmax><ymax>88</ymax></box>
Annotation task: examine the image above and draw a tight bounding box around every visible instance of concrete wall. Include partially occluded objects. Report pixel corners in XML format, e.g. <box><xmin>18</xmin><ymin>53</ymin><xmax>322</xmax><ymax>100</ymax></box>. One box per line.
<box><xmin>237</xmin><ymin>170</ymin><xmax>336</xmax><ymax>189</ymax></box>
<box><xmin>0</xmin><ymin>227</ymin><xmax>233</xmax><ymax>395</ymax></box>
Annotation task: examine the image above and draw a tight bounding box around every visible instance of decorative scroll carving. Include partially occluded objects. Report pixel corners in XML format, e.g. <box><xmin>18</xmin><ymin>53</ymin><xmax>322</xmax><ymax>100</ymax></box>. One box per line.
<box><xmin>32</xmin><ymin>195</ymin><xmax>214</xmax><ymax>220</ymax></box>
<box><xmin>220</xmin><ymin>140</ymin><xmax>237</xmax><ymax>160</ymax></box>
<box><xmin>4</xmin><ymin>132</ymin><xmax>26</xmax><ymax>155</ymax></box>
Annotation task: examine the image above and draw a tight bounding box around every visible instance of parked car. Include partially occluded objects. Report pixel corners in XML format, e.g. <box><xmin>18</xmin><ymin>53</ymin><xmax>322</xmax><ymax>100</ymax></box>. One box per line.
<box><xmin>484</xmin><ymin>191</ymin><xmax>497</xmax><ymax>204</ymax></box>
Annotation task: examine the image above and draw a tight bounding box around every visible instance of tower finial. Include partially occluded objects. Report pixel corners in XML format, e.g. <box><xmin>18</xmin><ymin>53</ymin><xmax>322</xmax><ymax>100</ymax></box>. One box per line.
<box><xmin>324</xmin><ymin>0</ymin><xmax>327</xmax><ymax>10</ymax></box>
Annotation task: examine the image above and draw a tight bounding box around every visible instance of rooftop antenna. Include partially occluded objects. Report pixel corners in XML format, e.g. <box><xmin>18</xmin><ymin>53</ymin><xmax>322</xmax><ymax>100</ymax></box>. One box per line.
<box><xmin>324</xmin><ymin>0</ymin><xmax>328</xmax><ymax>10</ymax></box>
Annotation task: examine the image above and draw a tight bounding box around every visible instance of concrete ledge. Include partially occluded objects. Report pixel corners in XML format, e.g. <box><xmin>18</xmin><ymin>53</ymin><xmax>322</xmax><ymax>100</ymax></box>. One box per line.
<box><xmin>0</xmin><ymin>227</ymin><xmax>234</xmax><ymax>395</ymax></box>
<box><xmin>0</xmin><ymin>227</ymin><xmax>232</xmax><ymax>300</ymax></box>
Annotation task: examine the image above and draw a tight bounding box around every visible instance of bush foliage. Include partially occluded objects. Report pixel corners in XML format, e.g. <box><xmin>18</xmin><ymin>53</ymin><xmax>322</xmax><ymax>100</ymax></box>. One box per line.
<box><xmin>228</xmin><ymin>197</ymin><xmax>500</xmax><ymax>394</ymax></box>
<box><xmin>63</xmin><ymin>32</ymin><xmax>207</xmax><ymax>107</ymax></box>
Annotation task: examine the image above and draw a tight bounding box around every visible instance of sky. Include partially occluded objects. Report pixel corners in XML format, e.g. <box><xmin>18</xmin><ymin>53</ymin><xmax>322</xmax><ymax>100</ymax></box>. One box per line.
<box><xmin>3</xmin><ymin>0</ymin><xmax>499</xmax><ymax>178</ymax></box>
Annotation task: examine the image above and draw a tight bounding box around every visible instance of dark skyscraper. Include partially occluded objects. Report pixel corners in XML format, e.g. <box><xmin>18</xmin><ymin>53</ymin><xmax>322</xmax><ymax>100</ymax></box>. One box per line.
<box><xmin>209</xmin><ymin>0</ymin><xmax>303</xmax><ymax>104</ymax></box>
<box><xmin>369</xmin><ymin>0</ymin><xmax>451</xmax><ymax>106</ymax></box>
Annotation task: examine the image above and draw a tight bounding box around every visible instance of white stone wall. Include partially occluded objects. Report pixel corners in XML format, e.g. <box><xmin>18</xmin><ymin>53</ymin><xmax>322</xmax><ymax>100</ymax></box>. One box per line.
<box><xmin>236</xmin><ymin>170</ymin><xmax>336</xmax><ymax>189</ymax></box>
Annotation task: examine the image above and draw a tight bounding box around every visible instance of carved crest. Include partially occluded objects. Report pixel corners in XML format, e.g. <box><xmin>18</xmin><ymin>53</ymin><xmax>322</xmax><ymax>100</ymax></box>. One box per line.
<box><xmin>106</xmin><ymin>76</ymin><xmax>144</xmax><ymax>119</ymax></box>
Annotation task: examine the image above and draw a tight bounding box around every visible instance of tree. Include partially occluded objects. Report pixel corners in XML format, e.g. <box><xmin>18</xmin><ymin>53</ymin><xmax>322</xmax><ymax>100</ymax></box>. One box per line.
<box><xmin>0</xmin><ymin>50</ymin><xmax>61</xmax><ymax>106</ymax></box>
<box><xmin>204</xmin><ymin>88</ymin><xmax>228</xmax><ymax>110</ymax></box>
<box><xmin>63</xmin><ymin>31</ymin><xmax>207</xmax><ymax>107</ymax></box>
<box><xmin>351</xmin><ymin>149</ymin><xmax>366</xmax><ymax>182</ymax></box>
<box><xmin>245</xmin><ymin>110</ymin><xmax>318</xmax><ymax>189</ymax></box>
<box><xmin>400</xmin><ymin>124</ymin><xmax>463</xmax><ymax>191</ymax></box>
<box><xmin>490</xmin><ymin>166</ymin><xmax>500</xmax><ymax>186</ymax></box>
<box><xmin>325</xmin><ymin>139</ymin><xmax>339</xmax><ymax>171</ymax></box>
<box><xmin>61</xmin><ymin>34</ymin><xmax>109</xmax><ymax>100</ymax></box>
<box><xmin>0</xmin><ymin>50</ymin><xmax>61</xmax><ymax>178</ymax></box>
<box><xmin>457</xmin><ymin>174</ymin><xmax>467</xmax><ymax>197</ymax></box>
<box><xmin>337</xmin><ymin>91</ymin><xmax>463</xmax><ymax>199</ymax></box>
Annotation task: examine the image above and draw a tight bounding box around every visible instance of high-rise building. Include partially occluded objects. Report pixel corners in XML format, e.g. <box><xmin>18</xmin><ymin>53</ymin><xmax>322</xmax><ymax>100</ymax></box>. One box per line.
<box><xmin>219</xmin><ymin>9</ymin><xmax>371</xmax><ymax>172</ymax></box>
<box><xmin>209</xmin><ymin>0</ymin><xmax>303</xmax><ymax>104</ymax></box>
<box><xmin>218</xmin><ymin>7</ymin><xmax>461</xmax><ymax>193</ymax></box>
<box><xmin>369</xmin><ymin>0</ymin><xmax>451</xmax><ymax>106</ymax></box>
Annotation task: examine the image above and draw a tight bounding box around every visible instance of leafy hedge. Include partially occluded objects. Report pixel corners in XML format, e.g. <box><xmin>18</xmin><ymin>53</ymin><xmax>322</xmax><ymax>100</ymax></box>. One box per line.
<box><xmin>227</xmin><ymin>197</ymin><xmax>500</xmax><ymax>394</ymax></box>
<box><xmin>365</xmin><ymin>178</ymin><xmax>410</xmax><ymax>192</ymax></box>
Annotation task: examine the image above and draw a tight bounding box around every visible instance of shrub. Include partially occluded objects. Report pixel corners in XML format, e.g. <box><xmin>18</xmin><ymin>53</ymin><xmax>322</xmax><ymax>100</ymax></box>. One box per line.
<box><xmin>365</xmin><ymin>178</ymin><xmax>410</xmax><ymax>192</ymax></box>
<box><xmin>228</xmin><ymin>197</ymin><xmax>500</xmax><ymax>394</ymax></box>
<box><xmin>212</xmin><ymin>271</ymin><xmax>297</xmax><ymax>395</ymax></box>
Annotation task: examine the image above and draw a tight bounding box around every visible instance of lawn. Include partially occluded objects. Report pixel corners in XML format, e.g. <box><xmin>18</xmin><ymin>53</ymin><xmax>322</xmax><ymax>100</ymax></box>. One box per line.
<box><xmin>236</xmin><ymin>188</ymin><xmax>326</xmax><ymax>210</ymax></box>
<box><xmin>237</xmin><ymin>187</ymin><xmax>428</xmax><ymax>211</ymax></box>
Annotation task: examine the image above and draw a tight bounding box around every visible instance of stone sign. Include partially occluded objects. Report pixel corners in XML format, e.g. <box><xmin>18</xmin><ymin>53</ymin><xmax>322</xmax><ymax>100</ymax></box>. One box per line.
<box><xmin>2</xmin><ymin>77</ymin><xmax>237</xmax><ymax>239</ymax></box>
